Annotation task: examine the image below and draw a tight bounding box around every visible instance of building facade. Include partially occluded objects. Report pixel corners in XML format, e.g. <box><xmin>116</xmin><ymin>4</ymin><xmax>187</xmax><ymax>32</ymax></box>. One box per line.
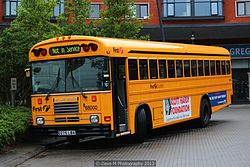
<box><xmin>0</xmin><ymin>0</ymin><xmax>250</xmax><ymax>103</ymax></box>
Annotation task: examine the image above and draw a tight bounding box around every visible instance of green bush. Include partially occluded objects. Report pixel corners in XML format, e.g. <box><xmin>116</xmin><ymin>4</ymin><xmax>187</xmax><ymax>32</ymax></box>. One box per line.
<box><xmin>0</xmin><ymin>106</ymin><xmax>31</xmax><ymax>151</ymax></box>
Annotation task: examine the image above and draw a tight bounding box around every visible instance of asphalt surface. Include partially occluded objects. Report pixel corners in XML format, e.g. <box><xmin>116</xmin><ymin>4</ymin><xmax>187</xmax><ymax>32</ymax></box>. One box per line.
<box><xmin>1</xmin><ymin>105</ymin><xmax>250</xmax><ymax>167</ymax></box>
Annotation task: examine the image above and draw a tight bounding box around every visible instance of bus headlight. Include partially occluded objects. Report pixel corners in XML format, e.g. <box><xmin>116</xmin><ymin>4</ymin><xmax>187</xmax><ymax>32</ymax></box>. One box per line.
<box><xmin>36</xmin><ymin>117</ymin><xmax>44</xmax><ymax>125</ymax></box>
<box><xmin>90</xmin><ymin>115</ymin><xmax>99</xmax><ymax>124</ymax></box>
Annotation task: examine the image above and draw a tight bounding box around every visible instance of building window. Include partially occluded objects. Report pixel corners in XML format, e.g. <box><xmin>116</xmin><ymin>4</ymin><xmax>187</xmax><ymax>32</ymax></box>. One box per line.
<box><xmin>136</xmin><ymin>4</ymin><xmax>149</xmax><ymax>18</ymax></box>
<box><xmin>162</xmin><ymin>0</ymin><xmax>223</xmax><ymax>18</ymax></box>
<box><xmin>237</xmin><ymin>1</ymin><xmax>250</xmax><ymax>16</ymax></box>
<box><xmin>53</xmin><ymin>0</ymin><xmax>64</xmax><ymax>17</ymax></box>
<box><xmin>90</xmin><ymin>4</ymin><xmax>100</xmax><ymax>18</ymax></box>
<box><xmin>4</xmin><ymin>0</ymin><xmax>21</xmax><ymax>17</ymax></box>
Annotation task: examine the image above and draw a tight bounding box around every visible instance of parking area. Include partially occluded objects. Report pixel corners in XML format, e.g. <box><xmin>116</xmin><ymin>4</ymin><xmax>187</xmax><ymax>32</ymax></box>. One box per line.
<box><xmin>17</xmin><ymin>106</ymin><xmax>250</xmax><ymax>167</ymax></box>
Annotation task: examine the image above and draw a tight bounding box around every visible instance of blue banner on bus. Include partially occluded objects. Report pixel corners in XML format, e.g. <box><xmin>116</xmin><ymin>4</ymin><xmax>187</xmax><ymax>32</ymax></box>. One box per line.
<box><xmin>208</xmin><ymin>91</ymin><xmax>227</xmax><ymax>107</ymax></box>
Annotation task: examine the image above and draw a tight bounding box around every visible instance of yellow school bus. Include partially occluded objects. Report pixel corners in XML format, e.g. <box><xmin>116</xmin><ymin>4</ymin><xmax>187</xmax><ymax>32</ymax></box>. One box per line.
<box><xmin>29</xmin><ymin>36</ymin><xmax>232</xmax><ymax>142</ymax></box>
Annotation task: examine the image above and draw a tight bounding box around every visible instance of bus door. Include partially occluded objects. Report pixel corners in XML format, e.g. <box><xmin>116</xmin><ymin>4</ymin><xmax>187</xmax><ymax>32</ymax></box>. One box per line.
<box><xmin>111</xmin><ymin>58</ymin><xmax>128</xmax><ymax>133</ymax></box>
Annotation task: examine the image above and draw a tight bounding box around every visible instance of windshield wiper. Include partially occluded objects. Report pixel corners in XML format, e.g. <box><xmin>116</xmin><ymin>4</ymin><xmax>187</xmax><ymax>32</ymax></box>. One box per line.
<box><xmin>70</xmin><ymin>71</ymin><xmax>87</xmax><ymax>99</ymax></box>
<box><xmin>45</xmin><ymin>68</ymin><xmax>62</xmax><ymax>100</ymax></box>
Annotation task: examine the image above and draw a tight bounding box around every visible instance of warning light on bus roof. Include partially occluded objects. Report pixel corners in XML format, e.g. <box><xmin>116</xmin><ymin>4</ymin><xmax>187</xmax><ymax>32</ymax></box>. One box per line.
<box><xmin>81</xmin><ymin>44</ymin><xmax>90</xmax><ymax>52</ymax></box>
<box><xmin>32</xmin><ymin>48</ymin><xmax>47</xmax><ymax>57</ymax></box>
<box><xmin>89</xmin><ymin>43</ymin><xmax>98</xmax><ymax>51</ymax></box>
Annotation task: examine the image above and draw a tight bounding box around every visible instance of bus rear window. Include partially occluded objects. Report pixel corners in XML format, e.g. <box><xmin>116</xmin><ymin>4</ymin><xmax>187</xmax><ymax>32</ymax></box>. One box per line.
<box><xmin>198</xmin><ymin>60</ymin><xmax>204</xmax><ymax>76</ymax></box>
<box><xmin>176</xmin><ymin>60</ymin><xmax>183</xmax><ymax>78</ymax></box>
<box><xmin>184</xmin><ymin>60</ymin><xmax>190</xmax><ymax>77</ymax></box>
<box><xmin>226</xmin><ymin>61</ymin><xmax>231</xmax><ymax>74</ymax></box>
<box><xmin>159</xmin><ymin>60</ymin><xmax>167</xmax><ymax>79</ymax></box>
<box><xmin>210</xmin><ymin>60</ymin><xmax>216</xmax><ymax>75</ymax></box>
<box><xmin>149</xmin><ymin>60</ymin><xmax>158</xmax><ymax>79</ymax></box>
<box><xmin>216</xmin><ymin>60</ymin><xmax>221</xmax><ymax>75</ymax></box>
<box><xmin>128</xmin><ymin>59</ymin><xmax>138</xmax><ymax>80</ymax></box>
<box><xmin>139</xmin><ymin>59</ymin><xmax>148</xmax><ymax>80</ymax></box>
<box><xmin>221</xmin><ymin>61</ymin><xmax>226</xmax><ymax>75</ymax></box>
<box><xmin>191</xmin><ymin>60</ymin><xmax>197</xmax><ymax>77</ymax></box>
<box><xmin>168</xmin><ymin>60</ymin><xmax>175</xmax><ymax>78</ymax></box>
<box><xmin>204</xmin><ymin>60</ymin><xmax>210</xmax><ymax>76</ymax></box>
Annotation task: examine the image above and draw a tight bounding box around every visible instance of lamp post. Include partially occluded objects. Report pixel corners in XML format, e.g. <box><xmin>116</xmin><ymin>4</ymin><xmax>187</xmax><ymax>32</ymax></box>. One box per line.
<box><xmin>191</xmin><ymin>34</ymin><xmax>195</xmax><ymax>44</ymax></box>
<box><xmin>156</xmin><ymin>0</ymin><xmax>166</xmax><ymax>42</ymax></box>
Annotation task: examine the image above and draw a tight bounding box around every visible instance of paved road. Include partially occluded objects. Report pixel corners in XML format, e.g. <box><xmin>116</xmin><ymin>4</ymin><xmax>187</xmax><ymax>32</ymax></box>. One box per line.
<box><xmin>17</xmin><ymin>106</ymin><xmax>250</xmax><ymax>167</ymax></box>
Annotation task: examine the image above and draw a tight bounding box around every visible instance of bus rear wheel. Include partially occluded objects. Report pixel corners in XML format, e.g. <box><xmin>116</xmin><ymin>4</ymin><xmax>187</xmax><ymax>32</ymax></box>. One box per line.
<box><xmin>198</xmin><ymin>98</ymin><xmax>211</xmax><ymax>128</ymax></box>
<box><xmin>134</xmin><ymin>108</ymin><xmax>147</xmax><ymax>143</ymax></box>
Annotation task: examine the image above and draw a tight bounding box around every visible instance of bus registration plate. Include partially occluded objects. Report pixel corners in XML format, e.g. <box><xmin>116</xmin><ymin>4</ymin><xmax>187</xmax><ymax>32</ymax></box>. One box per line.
<box><xmin>58</xmin><ymin>130</ymin><xmax>76</xmax><ymax>136</ymax></box>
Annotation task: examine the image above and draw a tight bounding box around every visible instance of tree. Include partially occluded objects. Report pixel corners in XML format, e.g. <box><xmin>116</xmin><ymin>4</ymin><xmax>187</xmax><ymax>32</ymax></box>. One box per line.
<box><xmin>96</xmin><ymin>0</ymin><xmax>148</xmax><ymax>39</ymax></box>
<box><xmin>57</xmin><ymin>0</ymin><xmax>94</xmax><ymax>36</ymax></box>
<box><xmin>0</xmin><ymin>0</ymin><xmax>61</xmax><ymax>104</ymax></box>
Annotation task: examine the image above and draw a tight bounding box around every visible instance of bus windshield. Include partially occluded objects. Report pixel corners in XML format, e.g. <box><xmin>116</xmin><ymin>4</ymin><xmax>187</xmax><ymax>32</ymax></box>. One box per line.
<box><xmin>32</xmin><ymin>56</ymin><xmax>110</xmax><ymax>94</ymax></box>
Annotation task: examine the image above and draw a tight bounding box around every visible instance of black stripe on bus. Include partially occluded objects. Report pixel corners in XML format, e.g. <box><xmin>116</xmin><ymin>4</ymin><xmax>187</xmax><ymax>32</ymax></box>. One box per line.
<box><xmin>128</xmin><ymin>50</ymin><xmax>229</xmax><ymax>57</ymax></box>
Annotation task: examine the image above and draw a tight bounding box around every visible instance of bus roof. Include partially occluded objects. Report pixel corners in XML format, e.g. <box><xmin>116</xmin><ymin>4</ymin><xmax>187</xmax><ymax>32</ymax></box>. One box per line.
<box><xmin>30</xmin><ymin>35</ymin><xmax>230</xmax><ymax>59</ymax></box>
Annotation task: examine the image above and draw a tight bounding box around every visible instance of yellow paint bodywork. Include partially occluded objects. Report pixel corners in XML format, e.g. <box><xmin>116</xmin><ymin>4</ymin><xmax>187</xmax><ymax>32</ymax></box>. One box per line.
<box><xmin>29</xmin><ymin>36</ymin><xmax>232</xmax><ymax>136</ymax></box>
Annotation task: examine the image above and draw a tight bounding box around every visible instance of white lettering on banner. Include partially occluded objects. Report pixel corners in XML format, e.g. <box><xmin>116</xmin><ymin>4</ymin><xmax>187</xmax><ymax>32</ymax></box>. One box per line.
<box><xmin>163</xmin><ymin>96</ymin><xmax>192</xmax><ymax>123</ymax></box>
<box><xmin>229</xmin><ymin>47</ymin><xmax>250</xmax><ymax>56</ymax></box>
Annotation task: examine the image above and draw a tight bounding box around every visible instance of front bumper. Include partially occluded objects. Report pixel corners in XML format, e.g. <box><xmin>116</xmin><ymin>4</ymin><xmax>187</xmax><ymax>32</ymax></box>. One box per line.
<box><xmin>32</xmin><ymin>124</ymin><xmax>114</xmax><ymax>138</ymax></box>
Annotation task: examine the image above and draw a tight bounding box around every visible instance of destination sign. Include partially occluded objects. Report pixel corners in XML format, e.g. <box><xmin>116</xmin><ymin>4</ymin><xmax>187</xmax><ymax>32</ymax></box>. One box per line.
<box><xmin>49</xmin><ymin>45</ymin><xmax>81</xmax><ymax>56</ymax></box>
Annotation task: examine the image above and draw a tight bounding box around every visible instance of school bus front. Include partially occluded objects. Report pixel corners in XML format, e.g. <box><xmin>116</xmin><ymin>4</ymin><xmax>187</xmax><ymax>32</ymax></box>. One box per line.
<box><xmin>30</xmin><ymin>39</ymin><xmax>117</xmax><ymax>138</ymax></box>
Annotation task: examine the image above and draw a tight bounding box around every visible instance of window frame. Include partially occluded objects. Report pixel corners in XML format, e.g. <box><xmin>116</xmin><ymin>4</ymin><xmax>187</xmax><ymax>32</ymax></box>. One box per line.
<box><xmin>134</xmin><ymin>3</ymin><xmax>150</xmax><ymax>19</ymax></box>
<box><xmin>162</xmin><ymin>0</ymin><xmax>224</xmax><ymax>20</ymax></box>
<box><xmin>3</xmin><ymin>0</ymin><xmax>21</xmax><ymax>18</ymax></box>
<box><xmin>89</xmin><ymin>3</ymin><xmax>102</xmax><ymax>19</ymax></box>
<box><xmin>236</xmin><ymin>0</ymin><xmax>250</xmax><ymax>17</ymax></box>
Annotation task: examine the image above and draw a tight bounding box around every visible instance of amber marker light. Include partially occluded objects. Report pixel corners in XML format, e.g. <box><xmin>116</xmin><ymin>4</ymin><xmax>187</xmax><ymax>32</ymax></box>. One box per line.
<box><xmin>91</xmin><ymin>95</ymin><xmax>97</xmax><ymax>102</ymax></box>
<box><xmin>37</xmin><ymin>98</ymin><xmax>42</xmax><ymax>105</ymax></box>
<box><xmin>104</xmin><ymin>116</ymin><xmax>111</xmax><ymax>122</ymax></box>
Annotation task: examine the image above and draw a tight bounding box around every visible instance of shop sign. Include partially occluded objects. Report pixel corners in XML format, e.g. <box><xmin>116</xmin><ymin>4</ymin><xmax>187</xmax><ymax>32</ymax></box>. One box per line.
<box><xmin>224</xmin><ymin>45</ymin><xmax>250</xmax><ymax>57</ymax></box>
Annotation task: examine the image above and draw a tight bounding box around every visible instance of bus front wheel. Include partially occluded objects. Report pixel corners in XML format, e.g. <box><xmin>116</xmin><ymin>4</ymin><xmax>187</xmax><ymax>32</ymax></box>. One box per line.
<box><xmin>198</xmin><ymin>98</ymin><xmax>211</xmax><ymax>128</ymax></box>
<box><xmin>134</xmin><ymin>108</ymin><xmax>147</xmax><ymax>143</ymax></box>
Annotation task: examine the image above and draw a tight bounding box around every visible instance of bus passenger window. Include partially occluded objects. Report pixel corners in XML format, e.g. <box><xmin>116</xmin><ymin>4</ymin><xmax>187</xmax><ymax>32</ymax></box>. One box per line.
<box><xmin>204</xmin><ymin>60</ymin><xmax>210</xmax><ymax>76</ymax></box>
<box><xmin>221</xmin><ymin>60</ymin><xmax>226</xmax><ymax>75</ymax></box>
<box><xmin>168</xmin><ymin>60</ymin><xmax>175</xmax><ymax>78</ymax></box>
<box><xmin>149</xmin><ymin>60</ymin><xmax>158</xmax><ymax>79</ymax></box>
<box><xmin>139</xmin><ymin>59</ymin><xmax>148</xmax><ymax>80</ymax></box>
<box><xmin>159</xmin><ymin>60</ymin><xmax>167</xmax><ymax>79</ymax></box>
<box><xmin>184</xmin><ymin>60</ymin><xmax>191</xmax><ymax>77</ymax></box>
<box><xmin>198</xmin><ymin>60</ymin><xmax>204</xmax><ymax>76</ymax></box>
<box><xmin>210</xmin><ymin>60</ymin><xmax>216</xmax><ymax>75</ymax></box>
<box><xmin>191</xmin><ymin>60</ymin><xmax>197</xmax><ymax>77</ymax></box>
<box><xmin>176</xmin><ymin>60</ymin><xmax>183</xmax><ymax>78</ymax></box>
<box><xmin>226</xmin><ymin>61</ymin><xmax>231</xmax><ymax>74</ymax></box>
<box><xmin>216</xmin><ymin>60</ymin><xmax>221</xmax><ymax>75</ymax></box>
<box><xmin>128</xmin><ymin>59</ymin><xmax>138</xmax><ymax>80</ymax></box>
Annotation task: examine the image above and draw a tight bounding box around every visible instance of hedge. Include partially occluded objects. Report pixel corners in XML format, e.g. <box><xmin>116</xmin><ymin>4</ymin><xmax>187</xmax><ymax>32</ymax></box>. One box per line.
<box><xmin>0</xmin><ymin>106</ymin><xmax>31</xmax><ymax>151</ymax></box>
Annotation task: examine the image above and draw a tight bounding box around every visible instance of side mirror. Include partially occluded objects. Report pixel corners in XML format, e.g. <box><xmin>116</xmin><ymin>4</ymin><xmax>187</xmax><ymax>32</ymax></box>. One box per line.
<box><xmin>25</xmin><ymin>68</ymin><xmax>31</xmax><ymax>77</ymax></box>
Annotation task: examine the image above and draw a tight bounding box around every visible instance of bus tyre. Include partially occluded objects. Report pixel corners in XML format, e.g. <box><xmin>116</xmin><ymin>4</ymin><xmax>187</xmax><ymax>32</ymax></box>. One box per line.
<box><xmin>198</xmin><ymin>98</ymin><xmax>211</xmax><ymax>128</ymax></box>
<box><xmin>135</xmin><ymin>108</ymin><xmax>147</xmax><ymax>143</ymax></box>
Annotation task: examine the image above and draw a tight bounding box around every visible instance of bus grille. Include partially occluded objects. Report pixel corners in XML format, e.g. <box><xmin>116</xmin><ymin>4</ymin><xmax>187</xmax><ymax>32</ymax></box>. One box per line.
<box><xmin>54</xmin><ymin>102</ymin><xmax>79</xmax><ymax>115</ymax></box>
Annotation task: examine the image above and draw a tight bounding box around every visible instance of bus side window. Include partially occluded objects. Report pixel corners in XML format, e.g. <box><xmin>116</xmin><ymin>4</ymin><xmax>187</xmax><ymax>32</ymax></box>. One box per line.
<box><xmin>176</xmin><ymin>60</ymin><xmax>183</xmax><ymax>78</ymax></box>
<box><xmin>198</xmin><ymin>60</ymin><xmax>204</xmax><ymax>76</ymax></box>
<box><xmin>226</xmin><ymin>61</ymin><xmax>231</xmax><ymax>74</ymax></box>
<box><xmin>204</xmin><ymin>60</ymin><xmax>210</xmax><ymax>76</ymax></box>
<box><xmin>159</xmin><ymin>60</ymin><xmax>167</xmax><ymax>79</ymax></box>
<box><xmin>168</xmin><ymin>60</ymin><xmax>175</xmax><ymax>78</ymax></box>
<box><xmin>191</xmin><ymin>60</ymin><xmax>197</xmax><ymax>77</ymax></box>
<box><xmin>149</xmin><ymin>60</ymin><xmax>158</xmax><ymax>79</ymax></box>
<box><xmin>216</xmin><ymin>60</ymin><xmax>221</xmax><ymax>75</ymax></box>
<box><xmin>184</xmin><ymin>60</ymin><xmax>191</xmax><ymax>77</ymax></box>
<box><xmin>221</xmin><ymin>60</ymin><xmax>226</xmax><ymax>75</ymax></box>
<box><xmin>139</xmin><ymin>59</ymin><xmax>148</xmax><ymax>80</ymax></box>
<box><xmin>128</xmin><ymin>59</ymin><xmax>138</xmax><ymax>80</ymax></box>
<box><xmin>210</xmin><ymin>60</ymin><xmax>216</xmax><ymax>75</ymax></box>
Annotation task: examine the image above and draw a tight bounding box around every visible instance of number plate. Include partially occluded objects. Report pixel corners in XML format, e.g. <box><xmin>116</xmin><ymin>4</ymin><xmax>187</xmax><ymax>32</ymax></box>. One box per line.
<box><xmin>58</xmin><ymin>130</ymin><xmax>76</xmax><ymax>136</ymax></box>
